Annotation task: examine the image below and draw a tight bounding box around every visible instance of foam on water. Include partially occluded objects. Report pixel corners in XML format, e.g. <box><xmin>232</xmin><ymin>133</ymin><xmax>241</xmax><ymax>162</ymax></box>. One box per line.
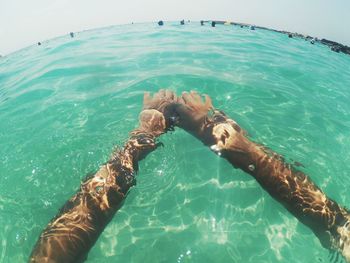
<box><xmin>1</xmin><ymin>22</ymin><xmax>350</xmax><ymax>262</ymax></box>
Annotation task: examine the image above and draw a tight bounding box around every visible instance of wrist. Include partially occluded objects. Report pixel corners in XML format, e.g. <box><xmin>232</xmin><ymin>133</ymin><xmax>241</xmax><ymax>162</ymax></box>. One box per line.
<box><xmin>194</xmin><ymin>110</ymin><xmax>262</xmax><ymax>171</ymax></box>
<box><xmin>196</xmin><ymin>109</ymin><xmax>244</xmax><ymax>145</ymax></box>
<box><xmin>125</xmin><ymin>132</ymin><xmax>158</xmax><ymax>161</ymax></box>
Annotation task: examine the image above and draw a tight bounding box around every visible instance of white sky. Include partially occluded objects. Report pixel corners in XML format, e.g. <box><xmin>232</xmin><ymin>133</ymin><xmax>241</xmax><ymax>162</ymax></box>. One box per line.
<box><xmin>0</xmin><ymin>0</ymin><xmax>349</xmax><ymax>55</ymax></box>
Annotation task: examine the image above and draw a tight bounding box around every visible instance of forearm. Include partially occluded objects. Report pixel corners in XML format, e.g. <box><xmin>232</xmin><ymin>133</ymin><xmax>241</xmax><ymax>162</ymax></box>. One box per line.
<box><xmin>181</xmin><ymin>108</ymin><xmax>350</xmax><ymax>252</ymax></box>
<box><xmin>29</xmin><ymin>112</ymin><xmax>165</xmax><ymax>263</ymax></box>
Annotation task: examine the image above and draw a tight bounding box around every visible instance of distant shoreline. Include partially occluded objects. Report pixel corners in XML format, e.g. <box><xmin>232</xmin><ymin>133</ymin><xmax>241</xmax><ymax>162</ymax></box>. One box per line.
<box><xmin>1</xmin><ymin>21</ymin><xmax>350</xmax><ymax>58</ymax></box>
<box><xmin>211</xmin><ymin>20</ymin><xmax>350</xmax><ymax>56</ymax></box>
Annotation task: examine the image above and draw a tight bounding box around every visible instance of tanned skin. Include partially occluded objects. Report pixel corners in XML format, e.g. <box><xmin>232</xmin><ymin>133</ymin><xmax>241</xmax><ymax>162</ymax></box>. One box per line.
<box><xmin>166</xmin><ymin>90</ymin><xmax>350</xmax><ymax>262</ymax></box>
<box><xmin>29</xmin><ymin>89</ymin><xmax>350</xmax><ymax>262</ymax></box>
<box><xmin>29</xmin><ymin>90</ymin><xmax>177</xmax><ymax>263</ymax></box>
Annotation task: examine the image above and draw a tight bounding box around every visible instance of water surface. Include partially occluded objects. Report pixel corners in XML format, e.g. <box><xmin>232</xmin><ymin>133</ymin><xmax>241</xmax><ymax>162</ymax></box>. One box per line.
<box><xmin>1</xmin><ymin>22</ymin><xmax>350</xmax><ymax>262</ymax></box>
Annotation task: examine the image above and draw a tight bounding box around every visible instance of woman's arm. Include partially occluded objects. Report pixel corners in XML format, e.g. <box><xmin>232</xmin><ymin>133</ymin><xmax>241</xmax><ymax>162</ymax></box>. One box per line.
<box><xmin>172</xmin><ymin>90</ymin><xmax>350</xmax><ymax>261</ymax></box>
<box><xmin>29</xmin><ymin>91</ymin><xmax>177</xmax><ymax>263</ymax></box>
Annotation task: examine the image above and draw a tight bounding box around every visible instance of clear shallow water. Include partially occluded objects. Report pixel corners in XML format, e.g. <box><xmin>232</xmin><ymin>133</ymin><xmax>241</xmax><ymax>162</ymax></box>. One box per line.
<box><xmin>1</xmin><ymin>22</ymin><xmax>350</xmax><ymax>262</ymax></box>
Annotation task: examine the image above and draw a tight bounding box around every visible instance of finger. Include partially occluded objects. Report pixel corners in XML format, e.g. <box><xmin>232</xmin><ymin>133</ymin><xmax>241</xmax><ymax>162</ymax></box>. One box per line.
<box><xmin>156</xmin><ymin>89</ymin><xmax>166</xmax><ymax>100</ymax></box>
<box><xmin>143</xmin><ymin>92</ymin><xmax>152</xmax><ymax>108</ymax></box>
<box><xmin>177</xmin><ymin>96</ymin><xmax>185</xmax><ymax>105</ymax></box>
<box><xmin>190</xmin><ymin>90</ymin><xmax>202</xmax><ymax>103</ymax></box>
<box><xmin>165</xmin><ymin>89</ymin><xmax>175</xmax><ymax>101</ymax></box>
<box><xmin>204</xmin><ymin>94</ymin><xmax>213</xmax><ymax>109</ymax></box>
<box><xmin>182</xmin><ymin>92</ymin><xmax>193</xmax><ymax>106</ymax></box>
<box><xmin>170</xmin><ymin>90</ymin><xmax>177</xmax><ymax>101</ymax></box>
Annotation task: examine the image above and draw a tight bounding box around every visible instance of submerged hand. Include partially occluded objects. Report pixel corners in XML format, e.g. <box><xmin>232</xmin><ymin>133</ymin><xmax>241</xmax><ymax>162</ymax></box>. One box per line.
<box><xmin>175</xmin><ymin>91</ymin><xmax>213</xmax><ymax>135</ymax></box>
<box><xmin>174</xmin><ymin>91</ymin><xmax>249</xmax><ymax>154</ymax></box>
<box><xmin>141</xmin><ymin>89</ymin><xmax>179</xmax><ymax>131</ymax></box>
<box><xmin>133</xmin><ymin>89</ymin><xmax>178</xmax><ymax>136</ymax></box>
<box><xmin>143</xmin><ymin>89</ymin><xmax>177</xmax><ymax>112</ymax></box>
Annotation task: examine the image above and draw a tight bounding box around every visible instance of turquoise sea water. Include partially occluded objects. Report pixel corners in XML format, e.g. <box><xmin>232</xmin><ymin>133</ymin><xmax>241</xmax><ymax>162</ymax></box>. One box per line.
<box><xmin>1</xmin><ymin>22</ymin><xmax>350</xmax><ymax>263</ymax></box>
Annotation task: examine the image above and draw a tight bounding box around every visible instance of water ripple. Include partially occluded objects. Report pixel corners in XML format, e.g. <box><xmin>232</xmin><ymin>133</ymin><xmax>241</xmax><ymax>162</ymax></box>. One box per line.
<box><xmin>1</xmin><ymin>22</ymin><xmax>350</xmax><ymax>263</ymax></box>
